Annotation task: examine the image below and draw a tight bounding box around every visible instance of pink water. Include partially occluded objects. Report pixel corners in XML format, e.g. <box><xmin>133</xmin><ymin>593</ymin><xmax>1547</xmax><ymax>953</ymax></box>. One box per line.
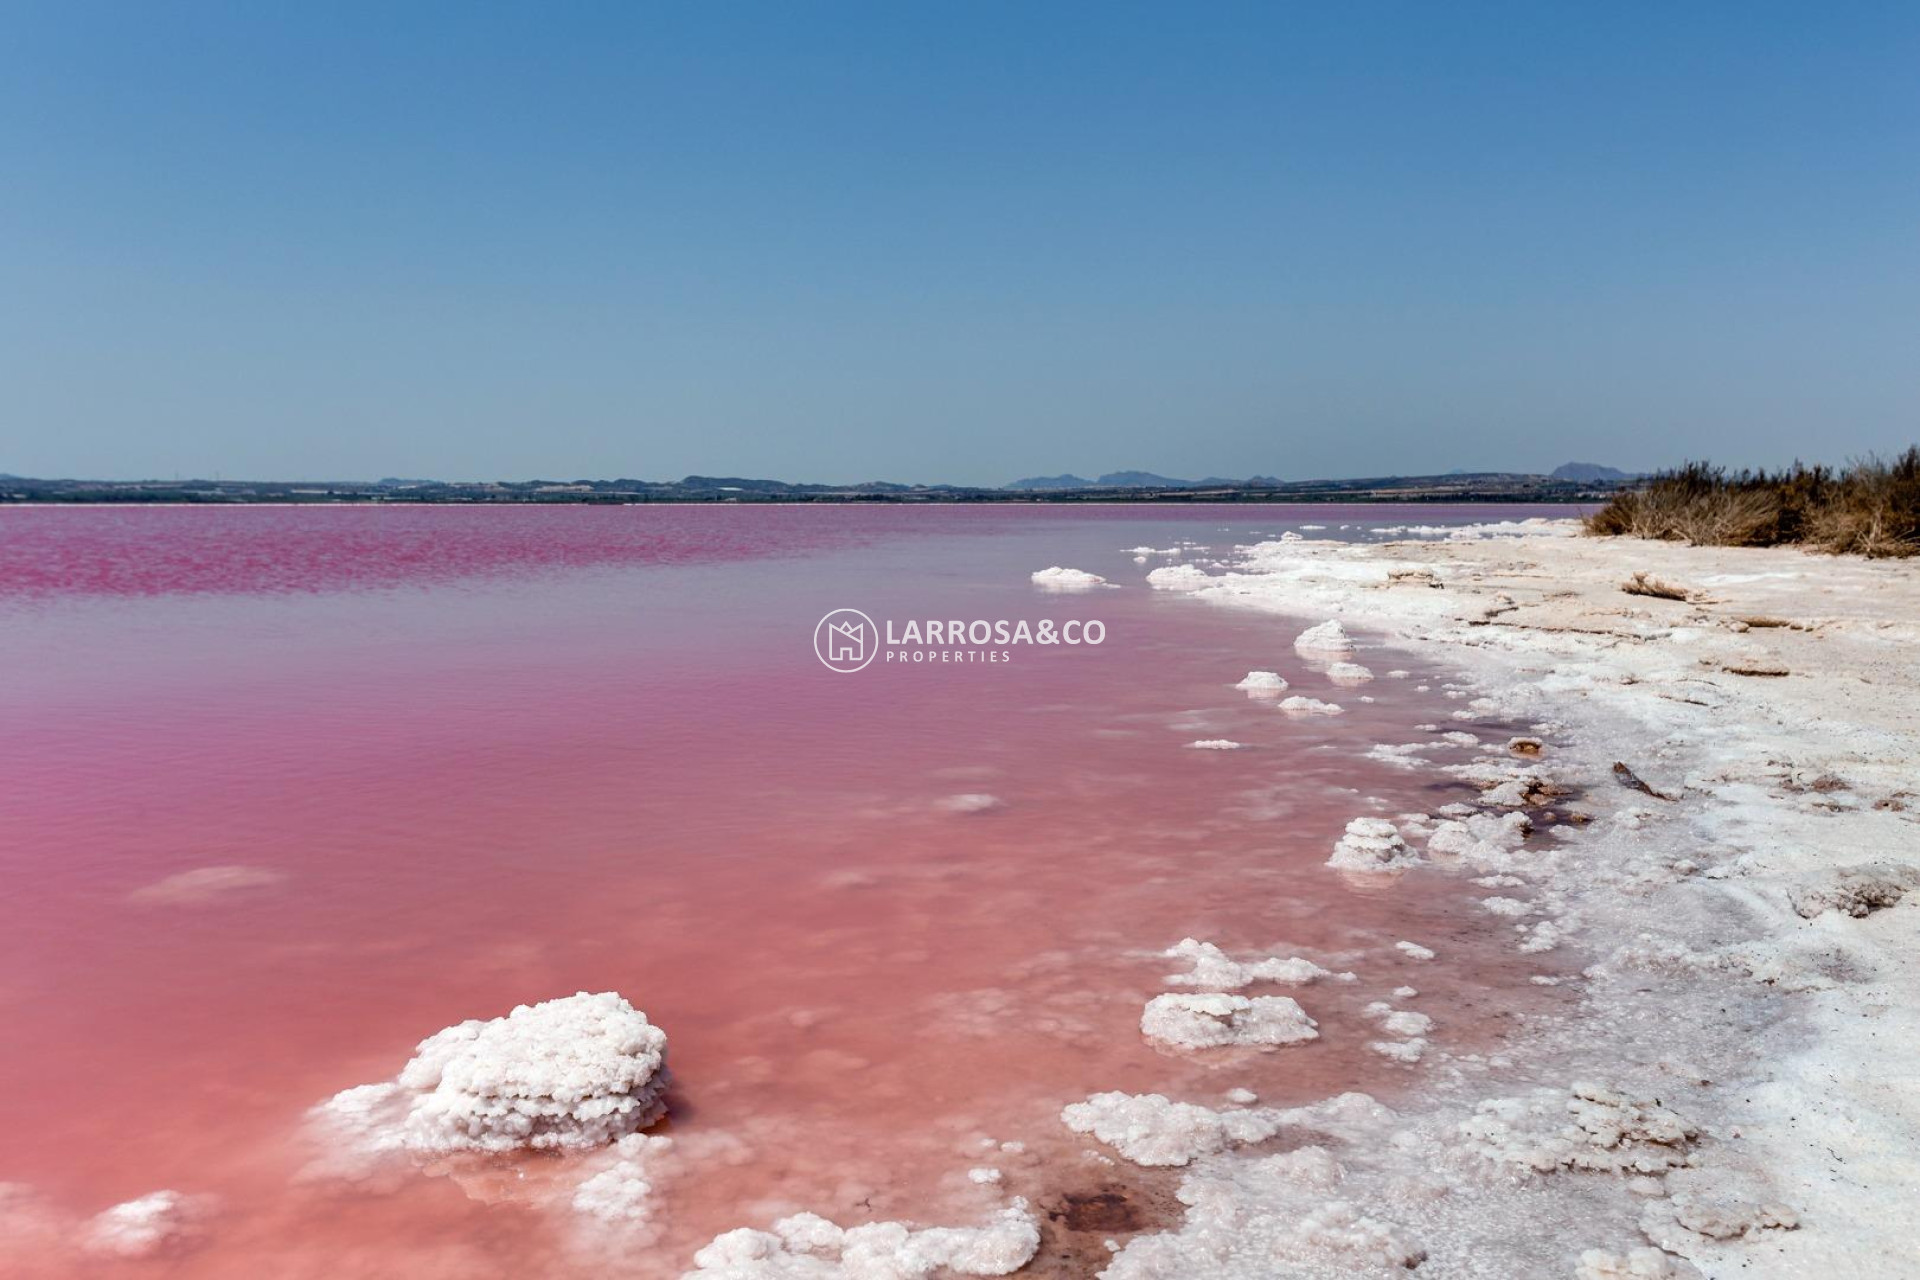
<box><xmin>0</xmin><ymin>505</ymin><xmax>1577</xmax><ymax>1277</ymax></box>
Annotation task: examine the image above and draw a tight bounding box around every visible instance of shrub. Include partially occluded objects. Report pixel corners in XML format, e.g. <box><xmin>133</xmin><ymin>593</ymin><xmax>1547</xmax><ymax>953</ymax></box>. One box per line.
<box><xmin>1585</xmin><ymin>450</ymin><xmax>1918</xmax><ymax>558</ymax></box>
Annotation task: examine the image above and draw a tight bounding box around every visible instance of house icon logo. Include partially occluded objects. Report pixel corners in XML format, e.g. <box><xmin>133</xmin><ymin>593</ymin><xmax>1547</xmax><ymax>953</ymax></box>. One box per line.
<box><xmin>814</xmin><ymin>608</ymin><xmax>878</xmax><ymax>673</ymax></box>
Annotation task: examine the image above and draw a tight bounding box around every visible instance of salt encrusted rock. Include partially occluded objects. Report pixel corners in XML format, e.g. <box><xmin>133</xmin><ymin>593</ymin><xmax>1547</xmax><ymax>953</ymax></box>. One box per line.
<box><xmin>1279</xmin><ymin>696</ymin><xmax>1344</xmax><ymax>716</ymax></box>
<box><xmin>1029</xmin><ymin>566</ymin><xmax>1108</xmax><ymax>590</ymax></box>
<box><xmin>1140</xmin><ymin>993</ymin><xmax>1319</xmax><ymax>1049</ymax></box>
<box><xmin>686</xmin><ymin>1202</ymin><xmax>1040</xmax><ymax>1277</ymax></box>
<box><xmin>1293</xmin><ymin>620</ymin><xmax>1357</xmax><ymax>656</ymax></box>
<box><xmin>1146</xmin><ymin>564</ymin><xmax>1212</xmax><ymax>590</ymax></box>
<box><xmin>1326</xmin><ymin>661</ymin><xmax>1375</xmax><ymax>684</ymax></box>
<box><xmin>1234</xmin><ymin>670</ymin><xmax>1290</xmax><ymax>694</ymax></box>
<box><xmin>1160</xmin><ymin>938</ymin><xmax>1354</xmax><ymax>990</ymax></box>
<box><xmin>313</xmin><ymin>992</ymin><xmax>669</xmax><ymax>1157</ymax></box>
<box><xmin>1327</xmin><ymin>818</ymin><xmax>1420</xmax><ymax>872</ymax></box>
<box><xmin>1576</xmin><ymin>1247</ymin><xmax>1703</xmax><ymax>1279</ymax></box>
<box><xmin>1185</xmin><ymin>739</ymin><xmax>1244</xmax><ymax>750</ymax></box>
<box><xmin>1461</xmin><ymin>1083</ymin><xmax>1698</xmax><ymax>1175</ymax></box>
<box><xmin>1786</xmin><ymin>861</ymin><xmax>1920</xmax><ymax>918</ymax></box>
<box><xmin>1395</xmin><ymin>940</ymin><xmax>1435</xmax><ymax>961</ymax></box>
<box><xmin>1060</xmin><ymin>1092</ymin><xmax>1285</xmax><ymax>1166</ymax></box>
<box><xmin>83</xmin><ymin>1191</ymin><xmax>209</xmax><ymax>1258</ymax></box>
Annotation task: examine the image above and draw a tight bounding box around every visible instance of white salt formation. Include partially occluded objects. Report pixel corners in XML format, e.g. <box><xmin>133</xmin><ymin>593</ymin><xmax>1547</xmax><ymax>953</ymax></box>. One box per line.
<box><xmin>1326</xmin><ymin>818</ymin><xmax>1420</xmax><ymax>871</ymax></box>
<box><xmin>1185</xmin><ymin>739</ymin><xmax>1244</xmax><ymax>750</ymax></box>
<box><xmin>1146</xmin><ymin>564</ymin><xmax>1212</xmax><ymax>590</ymax></box>
<box><xmin>1293</xmin><ymin>619</ymin><xmax>1357</xmax><ymax>656</ymax></box>
<box><xmin>127</xmin><ymin>865</ymin><xmax>285</xmax><ymax>906</ymax></box>
<box><xmin>1029</xmin><ymin>566</ymin><xmax>1108</xmax><ymax>590</ymax></box>
<box><xmin>312</xmin><ymin>991</ymin><xmax>668</xmax><ymax>1157</ymax></box>
<box><xmin>1394</xmin><ymin>940</ymin><xmax>1435</xmax><ymax>961</ymax></box>
<box><xmin>1325</xmin><ymin>661</ymin><xmax>1374</xmax><ymax>684</ymax></box>
<box><xmin>1277</xmin><ymin>695</ymin><xmax>1343</xmax><ymax>716</ymax></box>
<box><xmin>936</xmin><ymin>793</ymin><xmax>1004</xmax><ymax>814</ymax></box>
<box><xmin>1060</xmin><ymin>1092</ymin><xmax>1285</xmax><ymax>1166</ymax></box>
<box><xmin>1160</xmin><ymin>938</ymin><xmax>1353</xmax><ymax>990</ymax></box>
<box><xmin>1576</xmin><ymin>1247</ymin><xmax>1703</xmax><ymax>1279</ymax></box>
<box><xmin>685</xmin><ymin>1203</ymin><xmax>1039</xmax><ymax>1277</ymax></box>
<box><xmin>1425</xmin><ymin>810</ymin><xmax>1532</xmax><ymax>871</ymax></box>
<box><xmin>1140</xmin><ymin>993</ymin><xmax>1318</xmax><ymax>1049</ymax></box>
<box><xmin>1461</xmin><ymin>1083</ymin><xmax>1698</xmax><ymax>1175</ymax></box>
<box><xmin>1233</xmin><ymin>670</ymin><xmax>1289</xmax><ymax>693</ymax></box>
<box><xmin>1093</xmin><ymin>1097</ymin><xmax>1426</xmax><ymax>1277</ymax></box>
<box><xmin>83</xmin><ymin>1191</ymin><xmax>208</xmax><ymax>1259</ymax></box>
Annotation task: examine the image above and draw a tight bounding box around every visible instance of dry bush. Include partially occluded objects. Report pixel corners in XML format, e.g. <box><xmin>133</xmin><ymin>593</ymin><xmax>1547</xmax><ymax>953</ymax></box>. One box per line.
<box><xmin>1585</xmin><ymin>450</ymin><xmax>1918</xmax><ymax>558</ymax></box>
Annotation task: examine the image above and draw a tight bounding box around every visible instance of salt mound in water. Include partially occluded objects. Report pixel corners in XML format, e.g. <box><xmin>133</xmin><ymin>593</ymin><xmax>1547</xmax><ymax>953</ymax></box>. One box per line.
<box><xmin>1029</xmin><ymin>566</ymin><xmax>1107</xmax><ymax>590</ymax></box>
<box><xmin>1234</xmin><ymin>670</ymin><xmax>1289</xmax><ymax>694</ymax></box>
<box><xmin>1278</xmin><ymin>696</ymin><xmax>1343</xmax><ymax>716</ymax></box>
<box><xmin>1326</xmin><ymin>819</ymin><xmax>1420</xmax><ymax>872</ymax></box>
<box><xmin>1293</xmin><ymin>620</ymin><xmax>1356</xmax><ymax>656</ymax></box>
<box><xmin>1141</xmin><ymin>993</ymin><xmax>1319</xmax><ymax>1049</ymax></box>
<box><xmin>314</xmin><ymin>991</ymin><xmax>669</xmax><ymax>1156</ymax></box>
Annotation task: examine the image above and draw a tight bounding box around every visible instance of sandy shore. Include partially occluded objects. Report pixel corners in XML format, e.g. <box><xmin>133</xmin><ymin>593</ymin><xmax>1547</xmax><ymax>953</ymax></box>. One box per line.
<box><xmin>1101</xmin><ymin>522</ymin><xmax>1920</xmax><ymax>1278</ymax></box>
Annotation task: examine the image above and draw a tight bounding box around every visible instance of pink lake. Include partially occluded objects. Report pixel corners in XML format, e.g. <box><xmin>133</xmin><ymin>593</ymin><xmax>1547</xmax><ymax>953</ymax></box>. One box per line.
<box><xmin>0</xmin><ymin>504</ymin><xmax>1580</xmax><ymax>1278</ymax></box>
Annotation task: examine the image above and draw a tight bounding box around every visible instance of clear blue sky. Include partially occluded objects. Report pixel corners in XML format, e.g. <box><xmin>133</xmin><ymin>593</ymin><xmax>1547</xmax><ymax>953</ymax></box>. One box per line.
<box><xmin>2</xmin><ymin>2</ymin><xmax>1915</xmax><ymax>485</ymax></box>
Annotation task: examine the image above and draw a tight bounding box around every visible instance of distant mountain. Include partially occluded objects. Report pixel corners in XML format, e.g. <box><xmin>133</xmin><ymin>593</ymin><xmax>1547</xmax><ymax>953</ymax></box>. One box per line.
<box><xmin>1551</xmin><ymin>462</ymin><xmax>1631</xmax><ymax>483</ymax></box>
<box><xmin>1094</xmin><ymin>470</ymin><xmax>1197</xmax><ymax>488</ymax></box>
<box><xmin>1005</xmin><ymin>474</ymin><xmax>1094</xmax><ymax>490</ymax></box>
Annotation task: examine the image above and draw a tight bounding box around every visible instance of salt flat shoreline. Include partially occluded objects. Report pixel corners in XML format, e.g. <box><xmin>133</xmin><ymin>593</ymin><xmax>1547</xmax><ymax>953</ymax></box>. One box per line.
<box><xmin>1117</xmin><ymin>522</ymin><xmax>1920</xmax><ymax>1277</ymax></box>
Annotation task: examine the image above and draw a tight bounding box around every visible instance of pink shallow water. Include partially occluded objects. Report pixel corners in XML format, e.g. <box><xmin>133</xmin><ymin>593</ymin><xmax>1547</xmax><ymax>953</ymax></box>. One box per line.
<box><xmin>0</xmin><ymin>505</ymin><xmax>1579</xmax><ymax>1278</ymax></box>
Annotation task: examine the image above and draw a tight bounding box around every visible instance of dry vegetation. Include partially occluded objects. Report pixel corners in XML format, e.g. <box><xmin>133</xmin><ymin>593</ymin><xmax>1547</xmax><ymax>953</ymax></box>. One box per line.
<box><xmin>1586</xmin><ymin>449</ymin><xmax>1920</xmax><ymax>558</ymax></box>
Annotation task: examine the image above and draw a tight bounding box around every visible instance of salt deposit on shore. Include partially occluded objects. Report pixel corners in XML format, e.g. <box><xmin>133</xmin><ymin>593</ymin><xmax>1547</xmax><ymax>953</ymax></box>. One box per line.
<box><xmin>1109</xmin><ymin>519</ymin><xmax>1920</xmax><ymax>1277</ymax></box>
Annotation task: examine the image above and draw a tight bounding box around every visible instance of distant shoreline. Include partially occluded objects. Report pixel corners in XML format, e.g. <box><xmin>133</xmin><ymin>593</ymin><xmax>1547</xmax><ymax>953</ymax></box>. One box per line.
<box><xmin>0</xmin><ymin>473</ymin><xmax>1623</xmax><ymax>506</ymax></box>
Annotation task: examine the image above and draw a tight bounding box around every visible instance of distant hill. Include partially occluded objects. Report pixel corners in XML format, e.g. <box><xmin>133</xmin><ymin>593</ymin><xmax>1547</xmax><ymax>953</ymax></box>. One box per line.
<box><xmin>1551</xmin><ymin>462</ymin><xmax>1632</xmax><ymax>483</ymax></box>
<box><xmin>1094</xmin><ymin>470</ymin><xmax>1197</xmax><ymax>488</ymax></box>
<box><xmin>1005</xmin><ymin>474</ymin><xmax>1094</xmax><ymax>490</ymax></box>
<box><xmin>1006</xmin><ymin>470</ymin><xmax>1214</xmax><ymax>490</ymax></box>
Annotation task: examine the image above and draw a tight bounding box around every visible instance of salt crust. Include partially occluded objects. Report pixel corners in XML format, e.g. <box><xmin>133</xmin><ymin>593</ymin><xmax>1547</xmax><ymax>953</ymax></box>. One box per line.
<box><xmin>1277</xmin><ymin>695</ymin><xmax>1343</xmax><ymax>716</ymax></box>
<box><xmin>1130</xmin><ymin>524</ymin><xmax>1919</xmax><ymax>1275</ymax></box>
<box><xmin>1460</xmin><ymin>1083</ymin><xmax>1699</xmax><ymax>1175</ymax></box>
<box><xmin>1232</xmin><ymin>670</ymin><xmax>1289</xmax><ymax>693</ymax></box>
<box><xmin>1061</xmin><ymin>1091</ymin><xmax>1390</xmax><ymax>1168</ymax></box>
<box><xmin>1185</xmin><ymin>739</ymin><xmax>1244</xmax><ymax>750</ymax></box>
<box><xmin>311</xmin><ymin>991</ymin><xmax>668</xmax><ymax>1158</ymax></box>
<box><xmin>1029</xmin><ymin>566</ymin><xmax>1109</xmax><ymax>589</ymax></box>
<box><xmin>684</xmin><ymin>1202</ymin><xmax>1040</xmax><ymax>1277</ymax></box>
<box><xmin>1140</xmin><ymin>993</ymin><xmax>1319</xmax><ymax>1050</ymax></box>
<box><xmin>1145</xmin><ymin>564</ymin><xmax>1211</xmax><ymax>590</ymax></box>
<box><xmin>1160</xmin><ymin>938</ymin><xmax>1355</xmax><ymax>990</ymax></box>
